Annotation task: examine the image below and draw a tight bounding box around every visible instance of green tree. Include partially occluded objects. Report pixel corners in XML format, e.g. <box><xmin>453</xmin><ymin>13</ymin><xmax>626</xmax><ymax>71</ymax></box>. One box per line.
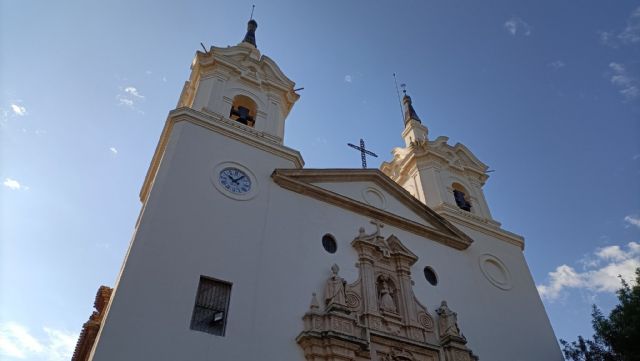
<box><xmin>560</xmin><ymin>268</ymin><xmax>640</xmax><ymax>361</ymax></box>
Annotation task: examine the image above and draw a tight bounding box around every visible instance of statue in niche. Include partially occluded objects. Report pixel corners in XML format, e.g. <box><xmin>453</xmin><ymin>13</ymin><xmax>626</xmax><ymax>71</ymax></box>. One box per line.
<box><xmin>324</xmin><ymin>264</ymin><xmax>347</xmax><ymax>308</ymax></box>
<box><xmin>378</xmin><ymin>275</ymin><xmax>397</xmax><ymax>313</ymax></box>
<box><xmin>436</xmin><ymin>301</ymin><xmax>460</xmax><ymax>337</ymax></box>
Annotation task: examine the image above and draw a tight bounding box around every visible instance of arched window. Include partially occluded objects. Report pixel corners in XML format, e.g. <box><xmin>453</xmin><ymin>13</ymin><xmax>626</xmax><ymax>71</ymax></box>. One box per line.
<box><xmin>229</xmin><ymin>95</ymin><xmax>257</xmax><ymax>127</ymax></box>
<box><xmin>452</xmin><ymin>183</ymin><xmax>472</xmax><ymax>212</ymax></box>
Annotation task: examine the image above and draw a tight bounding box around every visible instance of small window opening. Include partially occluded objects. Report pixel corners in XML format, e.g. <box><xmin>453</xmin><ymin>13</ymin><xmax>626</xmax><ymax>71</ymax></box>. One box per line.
<box><xmin>190</xmin><ymin>276</ymin><xmax>232</xmax><ymax>336</ymax></box>
<box><xmin>452</xmin><ymin>183</ymin><xmax>472</xmax><ymax>212</ymax></box>
<box><xmin>322</xmin><ymin>234</ymin><xmax>337</xmax><ymax>254</ymax></box>
<box><xmin>229</xmin><ymin>95</ymin><xmax>257</xmax><ymax>127</ymax></box>
<box><xmin>423</xmin><ymin>266</ymin><xmax>438</xmax><ymax>286</ymax></box>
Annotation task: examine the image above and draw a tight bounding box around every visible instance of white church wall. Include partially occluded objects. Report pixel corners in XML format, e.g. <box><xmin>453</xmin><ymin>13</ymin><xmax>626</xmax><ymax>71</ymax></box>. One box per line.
<box><xmin>251</xmin><ymin>186</ymin><xmax>562</xmax><ymax>361</ymax></box>
<box><xmin>403</xmin><ymin>222</ymin><xmax>562</xmax><ymax>361</ymax></box>
<box><xmin>93</xmin><ymin>120</ymin><xmax>561</xmax><ymax>360</ymax></box>
<box><xmin>92</xmin><ymin>121</ymin><xmax>302</xmax><ymax>360</ymax></box>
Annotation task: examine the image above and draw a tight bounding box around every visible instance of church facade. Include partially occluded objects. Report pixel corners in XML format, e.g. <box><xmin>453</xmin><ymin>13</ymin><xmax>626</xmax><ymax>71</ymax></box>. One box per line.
<box><xmin>74</xmin><ymin>20</ymin><xmax>563</xmax><ymax>361</ymax></box>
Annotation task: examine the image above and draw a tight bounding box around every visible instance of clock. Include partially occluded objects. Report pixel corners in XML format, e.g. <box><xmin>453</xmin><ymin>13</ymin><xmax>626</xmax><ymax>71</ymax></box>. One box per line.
<box><xmin>218</xmin><ymin>167</ymin><xmax>252</xmax><ymax>194</ymax></box>
<box><xmin>211</xmin><ymin>162</ymin><xmax>258</xmax><ymax>200</ymax></box>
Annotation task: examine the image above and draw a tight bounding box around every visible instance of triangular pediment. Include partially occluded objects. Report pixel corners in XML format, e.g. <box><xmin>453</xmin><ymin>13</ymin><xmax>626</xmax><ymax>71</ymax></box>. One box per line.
<box><xmin>271</xmin><ymin>169</ymin><xmax>473</xmax><ymax>250</ymax></box>
<box><xmin>386</xmin><ymin>234</ymin><xmax>418</xmax><ymax>261</ymax></box>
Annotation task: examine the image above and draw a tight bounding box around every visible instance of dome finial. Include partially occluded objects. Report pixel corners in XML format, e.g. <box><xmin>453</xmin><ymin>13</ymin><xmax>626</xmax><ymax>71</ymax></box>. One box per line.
<box><xmin>242</xmin><ymin>6</ymin><xmax>258</xmax><ymax>47</ymax></box>
<box><xmin>402</xmin><ymin>86</ymin><xmax>421</xmax><ymax>125</ymax></box>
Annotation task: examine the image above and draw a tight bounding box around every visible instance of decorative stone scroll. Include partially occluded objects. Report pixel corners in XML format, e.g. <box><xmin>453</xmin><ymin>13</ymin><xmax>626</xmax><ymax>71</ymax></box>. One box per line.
<box><xmin>72</xmin><ymin>286</ymin><xmax>113</xmax><ymax>361</ymax></box>
<box><xmin>296</xmin><ymin>221</ymin><xmax>479</xmax><ymax>361</ymax></box>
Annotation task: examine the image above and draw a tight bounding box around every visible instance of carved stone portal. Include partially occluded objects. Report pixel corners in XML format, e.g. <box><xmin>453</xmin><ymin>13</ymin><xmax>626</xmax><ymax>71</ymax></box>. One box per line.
<box><xmin>297</xmin><ymin>221</ymin><xmax>478</xmax><ymax>361</ymax></box>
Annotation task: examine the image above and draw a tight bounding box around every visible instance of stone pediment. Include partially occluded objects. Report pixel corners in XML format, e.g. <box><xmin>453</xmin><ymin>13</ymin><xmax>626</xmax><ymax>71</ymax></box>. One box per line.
<box><xmin>430</xmin><ymin>137</ymin><xmax>487</xmax><ymax>174</ymax></box>
<box><xmin>271</xmin><ymin>169</ymin><xmax>473</xmax><ymax>250</ymax></box>
<box><xmin>207</xmin><ymin>45</ymin><xmax>297</xmax><ymax>91</ymax></box>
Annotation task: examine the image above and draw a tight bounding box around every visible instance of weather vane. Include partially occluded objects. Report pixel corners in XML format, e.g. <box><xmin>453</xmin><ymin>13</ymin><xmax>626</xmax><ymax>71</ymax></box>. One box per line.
<box><xmin>347</xmin><ymin>139</ymin><xmax>378</xmax><ymax>169</ymax></box>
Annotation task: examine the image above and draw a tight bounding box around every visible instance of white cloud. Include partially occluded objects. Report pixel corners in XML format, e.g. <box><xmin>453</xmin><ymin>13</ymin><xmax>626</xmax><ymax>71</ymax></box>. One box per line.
<box><xmin>3</xmin><ymin>178</ymin><xmax>28</xmax><ymax>191</ymax></box>
<box><xmin>0</xmin><ymin>322</ymin><xmax>44</xmax><ymax>359</ymax></box>
<box><xmin>536</xmin><ymin>265</ymin><xmax>583</xmax><ymax>300</ymax></box>
<box><xmin>609</xmin><ymin>62</ymin><xmax>639</xmax><ymax>101</ymax></box>
<box><xmin>589</xmin><ymin>258</ymin><xmax>640</xmax><ymax>292</ymax></box>
<box><xmin>633</xmin><ymin>154</ymin><xmax>640</xmax><ymax>160</ymax></box>
<box><xmin>42</xmin><ymin>327</ymin><xmax>78</xmax><ymax>361</ymax></box>
<box><xmin>549</xmin><ymin>60</ymin><xmax>566</xmax><ymax>70</ymax></box>
<box><xmin>0</xmin><ymin>322</ymin><xmax>78</xmax><ymax>361</ymax></box>
<box><xmin>117</xmin><ymin>86</ymin><xmax>145</xmax><ymax>112</ymax></box>
<box><xmin>618</xmin><ymin>6</ymin><xmax>640</xmax><ymax>44</ymax></box>
<box><xmin>504</xmin><ymin>17</ymin><xmax>532</xmax><ymax>36</ymax></box>
<box><xmin>600</xmin><ymin>7</ymin><xmax>640</xmax><ymax>47</ymax></box>
<box><xmin>625</xmin><ymin>215</ymin><xmax>640</xmax><ymax>228</ymax></box>
<box><xmin>596</xmin><ymin>245</ymin><xmax>627</xmax><ymax>261</ymax></box>
<box><xmin>10</xmin><ymin>104</ymin><xmax>26</xmax><ymax>116</ymax></box>
<box><xmin>124</xmin><ymin>86</ymin><xmax>144</xmax><ymax>99</ymax></box>
<box><xmin>537</xmin><ymin>242</ymin><xmax>640</xmax><ymax>301</ymax></box>
<box><xmin>117</xmin><ymin>97</ymin><xmax>134</xmax><ymax>108</ymax></box>
<box><xmin>109</xmin><ymin>147</ymin><xmax>118</xmax><ymax>155</ymax></box>
<box><xmin>599</xmin><ymin>30</ymin><xmax>614</xmax><ymax>46</ymax></box>
<box><xmin>344</xmin><ymin>75</ymin><xmax>352</xmax><ymax>83</ymax></box>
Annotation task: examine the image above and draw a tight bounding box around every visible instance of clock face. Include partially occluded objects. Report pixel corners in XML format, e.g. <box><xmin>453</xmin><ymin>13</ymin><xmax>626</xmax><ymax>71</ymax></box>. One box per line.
<box><xmin>218</xmin><ymin>167</ymin><xmax>252</xmax><ymax>194</ymax></box>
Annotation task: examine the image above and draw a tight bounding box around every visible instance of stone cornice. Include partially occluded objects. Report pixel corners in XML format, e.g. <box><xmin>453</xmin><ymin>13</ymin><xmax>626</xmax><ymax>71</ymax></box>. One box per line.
<box><xmin>139</xmin><ymin>107</ymin><xmax>304</xmax><ymax>203</ymax></box>
<box><xmin>432</xmin><ymin>203</ymin><xmax>525</xmax><ymax>249</ymax></box>
<box><xmin>271</xmin><ymin>169</ymin><xmax>474</xmax><ymax>250</ymax></box>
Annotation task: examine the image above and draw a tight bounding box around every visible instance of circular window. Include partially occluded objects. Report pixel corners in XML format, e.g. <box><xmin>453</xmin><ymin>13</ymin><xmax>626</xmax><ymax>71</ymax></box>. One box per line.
<box><xmin>322</xmin><ymin>234</ymin><xmax>337</xmax><ymax>254</ymax></box>
<box><xmin>423</xmin><ymin>266</ymin><xmax>438</xmax><ymax>286</ymax></box>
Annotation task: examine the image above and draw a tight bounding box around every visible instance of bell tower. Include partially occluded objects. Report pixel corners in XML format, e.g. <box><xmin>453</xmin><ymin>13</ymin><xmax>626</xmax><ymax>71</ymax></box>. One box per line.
<box><xmin>88</xmin><ymin>19</ymin><xmax>307</xmax><ymax>361</ymax></box>
<box><xmin>381</xmin><ymin>92</ymin><xmax>523</xmax><ymax>247</ymax></box>
<box><xmin>176</xmin><ymin>19</ymin><xmax>300</xmax><ymax>144</ymax></box>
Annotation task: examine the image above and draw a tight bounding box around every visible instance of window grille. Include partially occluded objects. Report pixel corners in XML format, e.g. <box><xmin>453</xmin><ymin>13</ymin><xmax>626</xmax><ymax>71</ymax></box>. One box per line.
<box><xmin>190</xmin><ymin>276</ymin><xmax>231</xmax><ymax>336</ymax></box>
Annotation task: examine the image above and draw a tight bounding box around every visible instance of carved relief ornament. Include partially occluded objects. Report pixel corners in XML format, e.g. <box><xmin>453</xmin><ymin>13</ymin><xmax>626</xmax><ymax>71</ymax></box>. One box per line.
<box><xmin>296</xmin><ymin>221</ymin><xmax>478</xmax><ymax>361</ymax></box>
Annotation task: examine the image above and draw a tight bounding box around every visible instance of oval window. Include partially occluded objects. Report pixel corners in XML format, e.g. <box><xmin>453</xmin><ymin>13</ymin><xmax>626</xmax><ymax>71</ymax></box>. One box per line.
<box><xmin>322</xmin><ymin>234</ymin><xmax>337</xmax><ymax>254</ymax></box>
<box><xmin>423</xmin><ymin>266</ymin><xmax>438</xmax><ymax>286</ymax></box>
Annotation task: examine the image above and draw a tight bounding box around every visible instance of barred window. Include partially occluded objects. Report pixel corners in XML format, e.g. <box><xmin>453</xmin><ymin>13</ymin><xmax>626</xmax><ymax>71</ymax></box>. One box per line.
<box><xmin>190</xmin><ymin>276</ymin><xmax>232</xmax><ymax>336</ymax></box>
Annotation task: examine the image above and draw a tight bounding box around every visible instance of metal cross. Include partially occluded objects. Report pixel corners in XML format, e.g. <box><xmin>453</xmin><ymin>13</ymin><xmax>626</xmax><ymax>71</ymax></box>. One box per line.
<box><xmin>347</xmin><ymin>138</ymin><xmax>378</xmax><ymax>169</ymax></box>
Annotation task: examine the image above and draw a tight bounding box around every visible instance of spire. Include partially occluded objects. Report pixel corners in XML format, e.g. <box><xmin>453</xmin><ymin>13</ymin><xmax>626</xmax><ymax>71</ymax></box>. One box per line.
<box><xmin>402</xmin><ymin>91</ymin><xmax>421</xmax><ymax>126</ymax></box>
<box><xmin>242</xmin><ymin>19</ymin><xmax>258</xmax><ymax>47</ymax></box>
<box><xmin>399</xmin><ymin>90</ymin><xmax>428</xmax><ymax>146</ymax></box>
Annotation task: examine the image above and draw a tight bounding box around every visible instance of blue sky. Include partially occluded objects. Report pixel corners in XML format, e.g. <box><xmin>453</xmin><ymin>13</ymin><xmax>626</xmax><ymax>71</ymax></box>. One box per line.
<box><xmin>1</xmin><ymin>1</ymin><xmax>639</xmax><ymax>359</ymax></box>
